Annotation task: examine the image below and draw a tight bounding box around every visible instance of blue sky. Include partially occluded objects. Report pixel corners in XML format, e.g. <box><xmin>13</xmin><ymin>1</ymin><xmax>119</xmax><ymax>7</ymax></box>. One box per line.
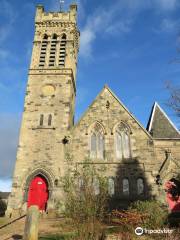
<box><xmin>0</xmin><ymin>0</ymin><xmax>180</xmax><ymax>191</ymax></box>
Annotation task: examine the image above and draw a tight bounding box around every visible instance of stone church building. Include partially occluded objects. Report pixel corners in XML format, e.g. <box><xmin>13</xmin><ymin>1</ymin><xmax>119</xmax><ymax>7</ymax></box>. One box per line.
<box><xmin>6</xmin><ymin>4</ymin><xmax>180</xmax><ymax>217</ymax></box>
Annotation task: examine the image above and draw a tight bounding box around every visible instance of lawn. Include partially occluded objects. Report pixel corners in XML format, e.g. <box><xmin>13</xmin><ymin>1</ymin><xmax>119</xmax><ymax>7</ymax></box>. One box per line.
<box><xmin>0</xmin><ymin>217</ymin><xmax>8</xmax><ymax>226</ymax></box>
<box><xmin>39</xmin><ymin>233</ymin><xmax>74</xmax><ymax>240</ymax></box>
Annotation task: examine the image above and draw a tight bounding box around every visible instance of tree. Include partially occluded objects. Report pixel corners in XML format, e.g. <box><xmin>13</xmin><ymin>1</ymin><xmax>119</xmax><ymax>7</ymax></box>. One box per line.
<box><xmin>166</xmin><ymin>82</ymin><xmax>180</xmax><ymax>119</ymax></box>
<box><xmin>60</xmin><ymin>152</ymin><xmax>108</xmax><ymax>240</ymax></box>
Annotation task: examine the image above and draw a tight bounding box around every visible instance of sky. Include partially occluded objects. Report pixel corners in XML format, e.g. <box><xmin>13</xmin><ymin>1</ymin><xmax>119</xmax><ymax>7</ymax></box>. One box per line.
<box><xmin>0</xmin><ymin>0</ymin><xmax>180</xmax><ymax>192</ymax></box>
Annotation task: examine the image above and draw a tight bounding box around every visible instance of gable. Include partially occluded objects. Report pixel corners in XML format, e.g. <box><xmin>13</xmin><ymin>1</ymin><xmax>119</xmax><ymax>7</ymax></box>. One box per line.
<box><xmin>74</xmin><ymin>85</ymin><xmax>152</xmax><ymax>139</ymax></box>
<box><xmin>147</xmin><ymin>102</ymin><xmax>180</xmax><ymax>139</ymax></box>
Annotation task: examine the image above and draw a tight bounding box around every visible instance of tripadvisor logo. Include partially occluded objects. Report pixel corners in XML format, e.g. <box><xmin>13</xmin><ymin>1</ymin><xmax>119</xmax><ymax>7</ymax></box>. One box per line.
<box><xmin>135</xmin><ymin>227</ymin><xmax>143</xmax><ymax>236</ymax></box>
<box><xmin>135</xmin><ymin>227</ymin><xmax>173</xmax><ymax>235</ymax></box>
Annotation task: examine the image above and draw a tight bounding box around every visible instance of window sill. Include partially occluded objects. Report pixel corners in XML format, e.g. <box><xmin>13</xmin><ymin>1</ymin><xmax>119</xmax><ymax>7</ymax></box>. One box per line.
<box><xmin>32</xmin><ymin>127</ymin><xmax>56</xmax><ymax>130</ymax></box>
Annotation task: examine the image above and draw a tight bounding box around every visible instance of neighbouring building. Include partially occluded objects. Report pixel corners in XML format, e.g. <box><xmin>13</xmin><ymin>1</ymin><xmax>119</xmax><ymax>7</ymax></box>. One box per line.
<box><xmin>6</xmin><ymin>4</ymin><xmax>180</xmax><ymax>217</ymax></box>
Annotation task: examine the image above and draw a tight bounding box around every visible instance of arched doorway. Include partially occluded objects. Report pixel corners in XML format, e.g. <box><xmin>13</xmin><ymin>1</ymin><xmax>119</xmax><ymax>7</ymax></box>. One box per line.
<box><xmin>27</xmin><ymin>175</ymin><xmax>49</xmax><ymax>211</ymax></box>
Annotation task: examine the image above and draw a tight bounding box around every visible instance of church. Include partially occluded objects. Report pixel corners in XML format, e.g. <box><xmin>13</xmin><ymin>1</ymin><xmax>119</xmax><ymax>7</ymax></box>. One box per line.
<box><xmin>6</xmin><ymin>4</ymin><xmax>180</xmax><ymax>217</ymax></box>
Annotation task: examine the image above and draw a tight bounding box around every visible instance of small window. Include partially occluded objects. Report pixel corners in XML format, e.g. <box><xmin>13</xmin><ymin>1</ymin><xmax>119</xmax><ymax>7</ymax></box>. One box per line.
<box><xmin>137</xmin><ymin>178</ymin><xmax>144</xmax><ymax>195</ymax></box>
<box><xmin>39</xmin><ymin>114</ymin><xmax>44</xmax><ymax>126</ymax></box>
<box><xmin>108</xmin><ymin>178</ymin><xmax>115</xmax><ymax>196</ymax></box>
<box><xmin>48</xmin><ymin>114</ymin><xmax>52</xmax><ymax>126</ymax></box>
<box><xmin>123</xmin><ymin>178</ymin><xmax>129</xmax><ymax>196</ymax></box>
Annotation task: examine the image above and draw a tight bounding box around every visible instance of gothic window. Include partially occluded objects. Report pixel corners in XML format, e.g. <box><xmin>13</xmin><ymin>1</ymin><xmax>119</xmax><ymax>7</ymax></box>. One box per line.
<box><xmin>122</xmin><ymin>178</ymin><xmax>129</xmax><ymax>196</ymax></box>
<box><xmin>39</xmin><ymin>34</ymin><xmax>48</xmax><ymax>67</ymax></box>
<box><xmin>137</xmin><ymin>178</ymin><xmax>144</xmax><ymax>195</ymax></box>
<box><xmin>49</xmin><ymin>34</ymin><xmax>57</xmax><ymax>67</ymax></box>
<box><xmin>48</xmin><ymin>114</ymin><xmax>52</xmax><ymax>126</ymax></box>
<box><xmin>108</xmin><ymin>178</ymin><xmax>115</xmax><ymax>196</ymax></box>
<box><xmin>90</xmin><ymin>123</ymin><xmax>104</xmax><ymax>159</ymax></box>
<box><xmin>39</xmin><ymin>114</ymin><xmax>44</xmax><ymax>126</ymax></box>
<box><xmin>115</xmin><ymin>123</ymin><xmax>131</xmax><ymax>159</ymax></box>
<box><xmin>93</xmin><ymin>178</ymin><xmax>100</xmax><ymax>195</ymax></box>
<box><xmin>59</xmin><ymin>34</ymin><xmax>66</xmax><ymax>66</ymax></box>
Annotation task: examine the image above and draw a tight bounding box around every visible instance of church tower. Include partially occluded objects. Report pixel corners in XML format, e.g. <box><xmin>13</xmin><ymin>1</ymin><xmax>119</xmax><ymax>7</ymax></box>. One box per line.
<box><xmin>6</xmin><ymin>4</ymin><xmax>79</xmax><ymax>216</ymax></box>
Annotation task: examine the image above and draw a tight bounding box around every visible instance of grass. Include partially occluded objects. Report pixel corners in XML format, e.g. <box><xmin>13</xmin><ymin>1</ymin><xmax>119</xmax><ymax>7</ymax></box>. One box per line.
<box><xmin>39</xmin><ymin>232</ymin><xmax>75</xmax><ymax>240</ymax></box>
<box><xmin>0</xmin><ymin>216</ymin><xmax>8</xmax><ymax>226</ymax></box>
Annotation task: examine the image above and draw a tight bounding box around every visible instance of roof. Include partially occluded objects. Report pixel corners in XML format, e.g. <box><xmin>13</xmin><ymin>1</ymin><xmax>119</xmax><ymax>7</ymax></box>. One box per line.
<box><xmin>0</xmin><ymin>192</ymin><xmax>10</xmax><ymax>199</ymax></box>
<box><xmin>147</xmin><ymin>102</ymin><xmax>180</xmax><ymax>138</ymax></box>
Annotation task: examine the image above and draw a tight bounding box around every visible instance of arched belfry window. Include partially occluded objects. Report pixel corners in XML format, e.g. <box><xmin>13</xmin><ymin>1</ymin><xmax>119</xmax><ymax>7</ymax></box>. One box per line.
<box><xmin>115</xmin><ymin>123</ymin><xmax>131</xmax><ymax>159</ymax></box>
<box><xmin>137</xmin><ymin>178</ymin><xmax>144</xmax><ymax>195</ymax></box>
<box><xmin>39</xmin><ymin>34</ymin><xmax>48</xmax><ymax>67</ymax></box>
<box><xmin>49</xmin><ymin>34</ymin><xmax>57</xmax><ymax>67</ymax></box>
<box><xmin>123</xmin><ymin>178</ymin><xmax>130</xmax><ymax>196</ymax></box>
<box><xmin>90</xmin><ymin>122</ymin><xmax>104</xmax><ymax>159</ymax></box>
<box><xmin>59</xmin><ymin>34</ymin><xmax>66</xmax><ymax>66</ymax></box>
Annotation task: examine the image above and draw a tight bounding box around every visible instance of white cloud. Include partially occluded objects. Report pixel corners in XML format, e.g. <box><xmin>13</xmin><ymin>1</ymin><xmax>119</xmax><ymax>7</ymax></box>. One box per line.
<box><xmin>0</xmin><ymin>113</ymin><xmax>21</xmax><ymax>179</ymax></box>
<box><xmin>80</xmin><ymin>29</ymin><xmax>95</xmax><ymax>58</ymax></box>
<box><xmin>0</xmin><ymin>48</ymin><xmax>9</xmax><ymax>60</ymax></box>
<box><xmin>79</xmin><ymin>3</ymin><xmax>134</xmax><ymax>58</ymax></box>
<box><xmin>79</xmin><ymin>0</ymin><xmax>180</xmax><ymax>59</ymax></box>
<box><xmin>0</xmin><ymin>0</ymin><xmax>16</xmax><ymax>43</ymax></box>
<box><xmin>154</xmin><ymin>0</ymin><xmax>178</xmax><ymax>11</ymax></box>
<box><xmin>105</xmin><ymin>20</ymin><xmax>132</xmax><ymax>35</ymax></box>
<box><xmin>160</xmin><ymin>18</ymin><xmax>179</xmax><ymax>32</ymax></box>
<box><xmin>0</xmin><ymin>179</ymin><xmax>12</xmax><ymax>192</ymax></box>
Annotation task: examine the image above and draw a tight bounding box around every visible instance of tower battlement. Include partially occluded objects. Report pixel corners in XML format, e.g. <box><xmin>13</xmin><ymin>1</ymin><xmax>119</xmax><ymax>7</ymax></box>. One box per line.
<box><xmin>35</xmin><ymin>4</ymin><xmax>77</xmax><ymax>23</ymax></box>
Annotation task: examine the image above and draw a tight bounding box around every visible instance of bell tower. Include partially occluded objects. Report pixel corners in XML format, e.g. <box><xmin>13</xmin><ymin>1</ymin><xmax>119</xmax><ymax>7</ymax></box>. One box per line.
<box><xmin>6</xmin><ymin>4</ymin><xmax>79</xmax><ymax>216</ymax></box>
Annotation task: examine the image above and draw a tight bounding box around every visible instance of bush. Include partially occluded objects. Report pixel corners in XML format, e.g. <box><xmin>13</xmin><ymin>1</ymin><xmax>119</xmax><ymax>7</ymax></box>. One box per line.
<box><xmin>129</xmin><ymin>200</ymin><xmax>168</xmax><ymax>229</ymax></box>
<box><xmin>60</xmin><ymin>154</ymin><xmax>108</xmax><ymax>240</ymax></box>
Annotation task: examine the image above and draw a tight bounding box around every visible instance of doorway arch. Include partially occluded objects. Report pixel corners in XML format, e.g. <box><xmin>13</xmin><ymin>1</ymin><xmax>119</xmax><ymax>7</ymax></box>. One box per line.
<box><xmin>27</xmin><ymin>175</ymin><xmax>49</xmax><ymax>210</ymax></box>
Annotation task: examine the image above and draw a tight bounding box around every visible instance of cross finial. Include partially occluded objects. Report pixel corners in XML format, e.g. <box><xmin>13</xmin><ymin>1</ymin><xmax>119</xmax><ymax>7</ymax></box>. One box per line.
<box><xmin>60</xmin><ymin>0</ymin><xmax>65</xmax><ymax>12</ymax></box>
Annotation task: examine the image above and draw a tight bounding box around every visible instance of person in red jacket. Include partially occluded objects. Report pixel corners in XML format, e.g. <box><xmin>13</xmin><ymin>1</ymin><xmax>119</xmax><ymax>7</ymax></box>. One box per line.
<box><xmin>164</xmin><ymin>178</ymin><xmax>180</xmax><ymax>212</ymax></box>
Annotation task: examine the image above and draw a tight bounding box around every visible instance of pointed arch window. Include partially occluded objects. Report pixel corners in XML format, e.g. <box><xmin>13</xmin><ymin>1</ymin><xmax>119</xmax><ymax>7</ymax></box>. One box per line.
<box><xmin>49</xmin><ymin>34</ymin><xmax>57</xmax><ymax>67</ymax></box>
<box><xmin>59</xmin><ymin>34</ymin><xmax>66</xmax><ymax>67</ymax></box>
<box><xmin>39</xmin><ymin>34</ymin><xmax>48</xmax><ymax>67</ymax></box>
<box><xmin>137</xmin><ymin>178</ymin><xmax>144</xmax><ymax>195</ymax></box>
<box><xmin>115</xmin><ymin>123</ymin><xmax>131</xmax><ymax>159</ymax></box>
<box><xmin>123</xmin><ymin>178</ymin><xmax>129</xmax><ymax>196</ymax></box>
<box><xmin>108</xmin><ymin>178</ymin><xmax>115</xmax><ymax>196</ymax></box>
<box><xmin>90</xmin><ymin>123</ymin><xmax>104</xmax><ymax>159</ymax></box>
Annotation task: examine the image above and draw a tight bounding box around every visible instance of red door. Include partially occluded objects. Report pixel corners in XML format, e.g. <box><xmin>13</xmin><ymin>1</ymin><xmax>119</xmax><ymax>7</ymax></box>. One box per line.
<box><xmin>27</xmin><ymin>175</ymin><xmax>49</xmax><ymax>210</ymax></box>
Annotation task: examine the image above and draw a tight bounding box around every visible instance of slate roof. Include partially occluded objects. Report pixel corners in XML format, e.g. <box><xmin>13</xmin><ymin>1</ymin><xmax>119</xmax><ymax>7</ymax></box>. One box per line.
<box><xmin>147</xmin><ymin>102</ymin><xmax>180</xmax><ymax>138</ymax></box>
<box><xmin>0</xmin><ymin>192</ymin><xmax>10</xmax><ymax>199</ymax></box>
